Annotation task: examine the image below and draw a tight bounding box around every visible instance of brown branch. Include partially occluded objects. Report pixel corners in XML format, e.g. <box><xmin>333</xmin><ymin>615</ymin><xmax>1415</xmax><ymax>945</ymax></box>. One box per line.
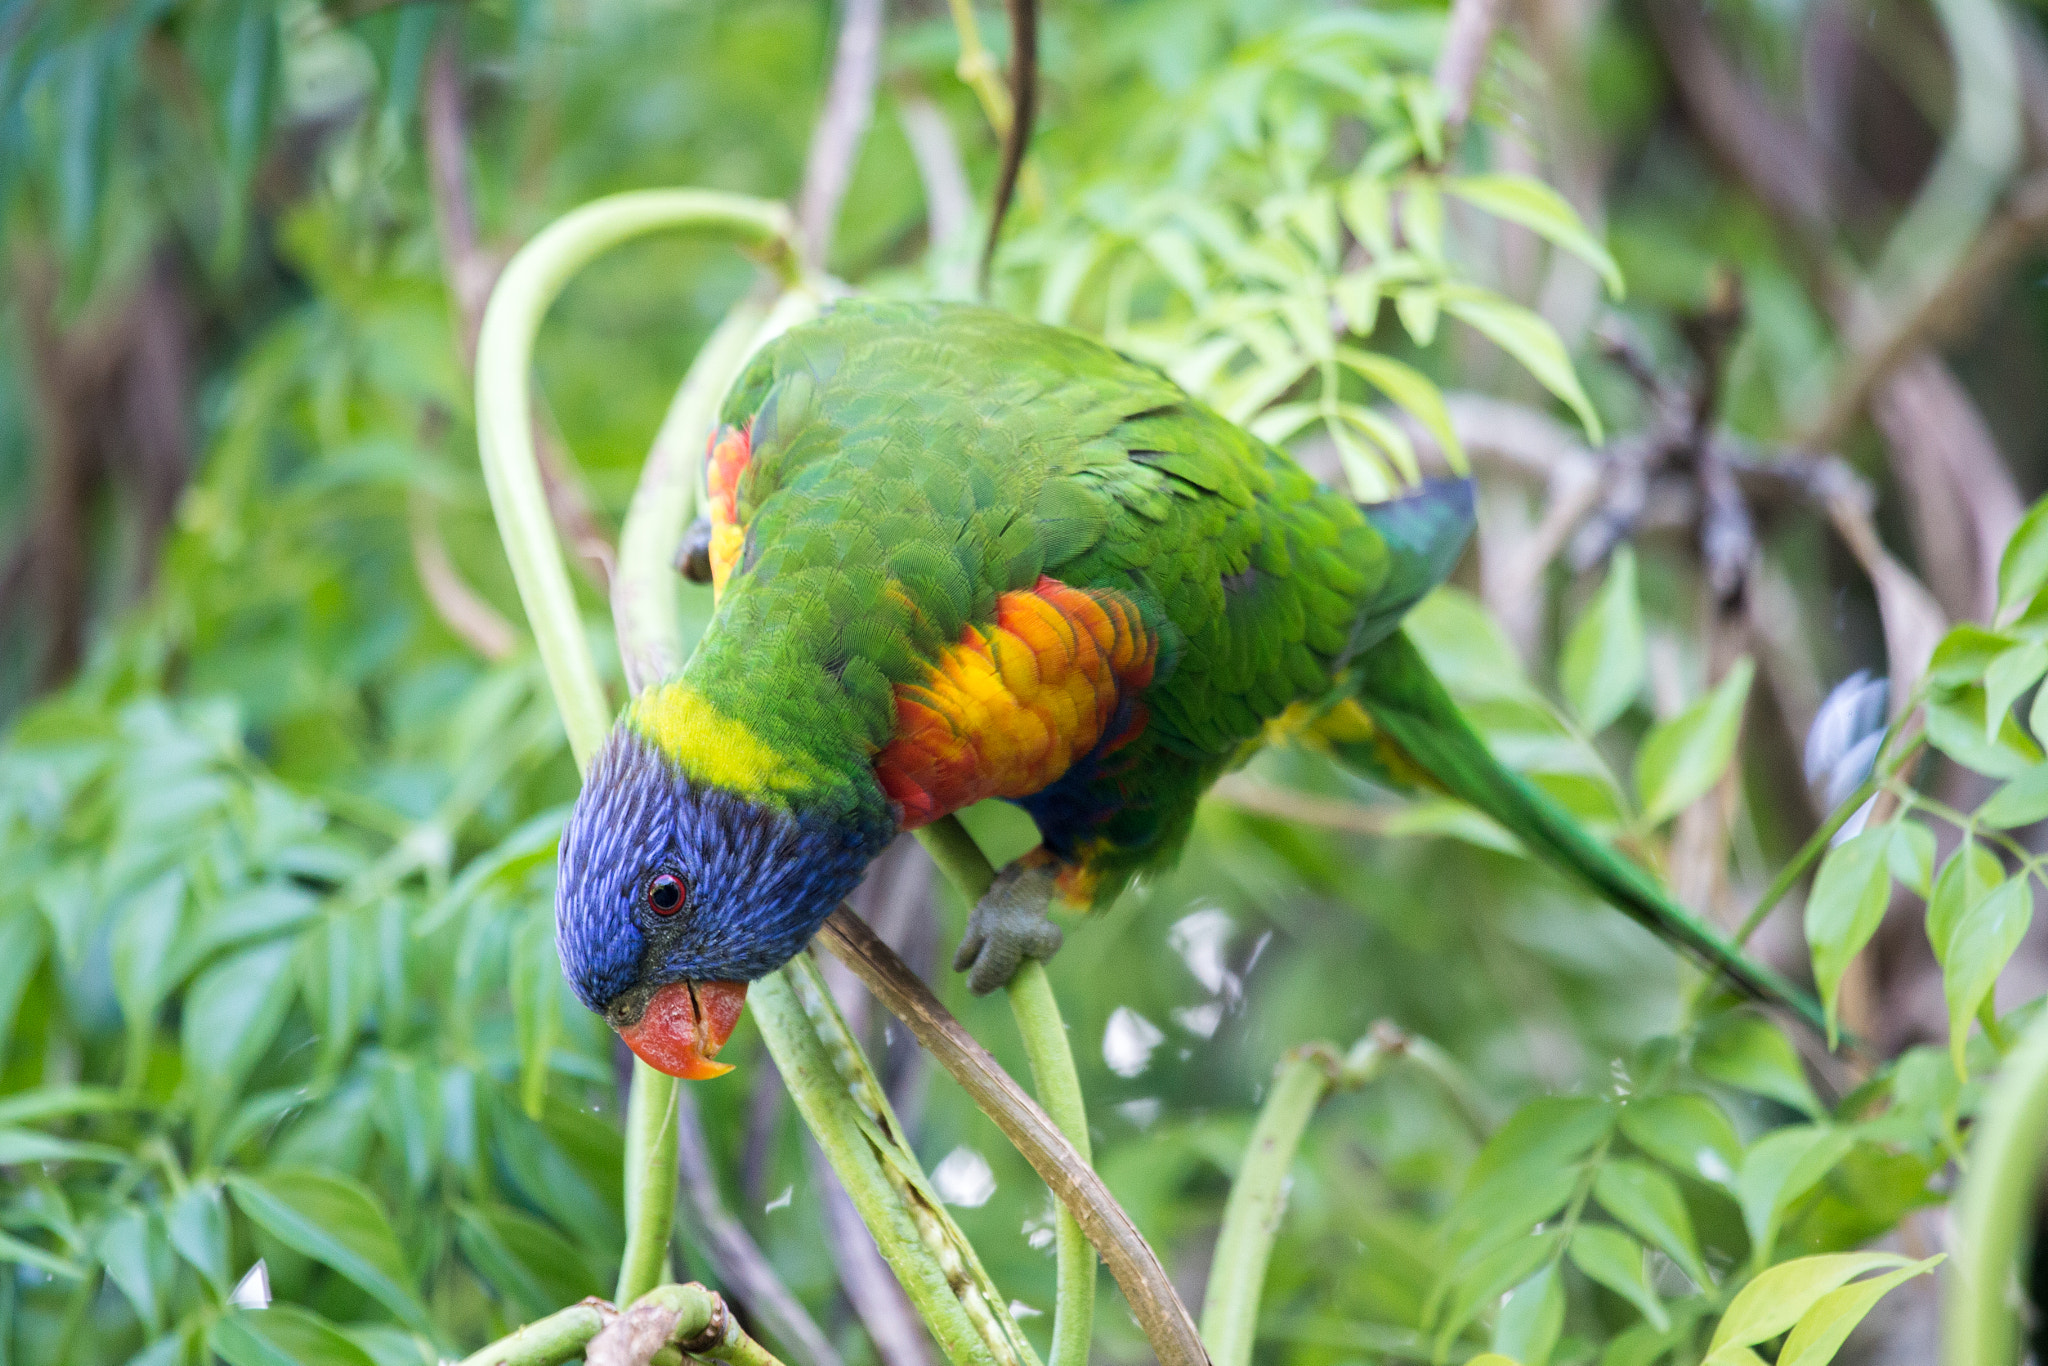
<box><xmin>1803</xmin><ymin>170</ymin><xmax>2048</xmax><ymax>451</ymax></box>
<box><xmin>797</xmin><ymin>0</ymin><xmax>887</xmax><ymax>270</ymax></box>
<box><xmin>818</xmin><ymin>907</ymin><xmax>1213</xmax><ymax>1366</ymax></box>
<box><xmin>1432</xmin><ymin>0</ymin><xmax>1507</xmax><ymax>144</ymax></box>
<box><xmin>978</xmin><ymin>0</ymin><xmax>1037</xmax><ymax>290</ymax></box>
<box><xmin>409</xmin><ymin>490</ymin><xmax>518</xmax><ymax>660</ymax></box>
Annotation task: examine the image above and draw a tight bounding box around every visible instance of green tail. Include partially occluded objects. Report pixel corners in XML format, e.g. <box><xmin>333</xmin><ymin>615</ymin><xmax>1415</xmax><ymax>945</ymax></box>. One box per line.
<box><xmin>1337</xmin><ymin>623</ymin><xmax>1831</xmax><ymax>1041</ymax></box>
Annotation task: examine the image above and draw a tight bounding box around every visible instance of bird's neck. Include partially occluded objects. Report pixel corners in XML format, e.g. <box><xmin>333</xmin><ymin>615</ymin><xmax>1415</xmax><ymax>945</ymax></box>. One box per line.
<box><xmin>625</xmin><ymin>681</ymin><xmax>890</xmax><ymax>831</ymax></box>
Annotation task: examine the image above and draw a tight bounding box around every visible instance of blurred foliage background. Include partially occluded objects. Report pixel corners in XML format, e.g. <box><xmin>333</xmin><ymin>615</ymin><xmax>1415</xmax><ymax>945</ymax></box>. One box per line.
<box><xmin>8</xmin><ymin>0</ymin><xmax>2048</xmax><ymax>1363</ymax></box>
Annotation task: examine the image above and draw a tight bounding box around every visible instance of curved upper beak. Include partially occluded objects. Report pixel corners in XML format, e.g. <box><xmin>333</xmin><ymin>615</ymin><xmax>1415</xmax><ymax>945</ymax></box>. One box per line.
<box><xmin>614</xmin><ymin>979</ymin><xmax>748</xmax><ymax>1079</ymax></box>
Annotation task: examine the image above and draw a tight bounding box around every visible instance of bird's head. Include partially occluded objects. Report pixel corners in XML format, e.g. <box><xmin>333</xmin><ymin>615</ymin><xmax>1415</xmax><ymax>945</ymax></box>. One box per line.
<box><xmin>556</xmin><ymin>687</ymin><xmax>892</xmax><ymax>1079</ymax></box>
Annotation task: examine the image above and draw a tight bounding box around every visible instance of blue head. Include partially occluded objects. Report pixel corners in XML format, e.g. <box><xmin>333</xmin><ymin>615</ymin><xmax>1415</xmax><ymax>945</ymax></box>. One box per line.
<box><xmin>555</xmin><ymin>720</ymin><xmax>892</xmax><ymax>1076</ymax></box>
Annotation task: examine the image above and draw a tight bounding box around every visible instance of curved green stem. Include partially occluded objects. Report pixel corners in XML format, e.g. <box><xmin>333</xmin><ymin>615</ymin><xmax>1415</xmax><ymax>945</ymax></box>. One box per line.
<box><xmin>912</xmin><ymin>818</ymin><xmax>1096</xmax><ymax>1366</ymax></box>
<box><xmin>474</xmin><ymin>189</ymin><xmax>797</xmax><ymax>767</ymax></box>
<box><xmin>473</xmin><ymin>189</ymin><xmax>799</xmax><ymax>1309</ymax></box>
<box><xmin>1944</xmin><ymin>1007</ymin><xmax>2048</xmax><ymax>1366</ymax></box>
<box><xmin>1198</xmin><ymin>1036</ymin><xmax>1395</xmax><ymax>1366</ymax></box>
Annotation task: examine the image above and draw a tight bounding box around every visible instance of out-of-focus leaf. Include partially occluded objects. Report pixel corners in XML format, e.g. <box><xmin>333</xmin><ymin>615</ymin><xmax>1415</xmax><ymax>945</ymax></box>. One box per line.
<box><xmin>168</xmin><ymin>1183</ymin><xmax>230</xmax><ymax>1296</ymax></box>
<box><xmin>1941</xmin><ymin>876</ymin><xmax>2032</xmax><ymax>1074</ymax></box>
<box><xmin>1804</xmin><ymin>826</ymin><xmax>1894</xmax><ymax>1046</ymax></box>
<box><xmin>1997</xmin><ymin>496</ymin><xmax>2048</xmax><ymax>619</ymax></box>
<box><xmin>1983</xmin><ymin>642</ymin><xmax>2048</xmax><ymax>741</ymax></box>
<box><xmin>0</xmin><ymin>1129</ymin><xmax>126</xmax><ymax>1164</ymax></box>
<box><xmin>1561</xmin><ymin>548</ymin><xmax>1645</xmax><ymax>733</ymax></box>
<box><xmin>1492</xmin><ymin>1263</ymin><xmax>1564</xmax><ymax>1366</ymax></box>
<box><xmin>1569</xmin><ymin>1223</ymin><xmax>1666</xmax><ymax>1329</ymax></box>
<box><xmin>210</xmin><ymin>1306</ymin><xmax>380</xmax><ymax>1366</ymax></box>
<box><xmin>1592</xmin><ymin>1158</ymin><xmax>1710</xmax><ymax>1286</ymax></box>
<box><xmin>1704</xmin><ymin>1252</ymin><xmax>1923</xmax><ymax>1356</ymax></box>
<box><xmin>1693</xmin><ymin>1013</ymin><xmax>1820</xmax><ymax>1117</ymax></box>
<box><xmin>1619</xmin><ymin>1093</ymin><xmax>1742</xmax><ymax>1188</ymax></box>
<box><xmin>0</xmin><ymin>1227</ymin><xmax>86</xmax><ymax>1280</ymax></box>
<box><xmin>95</xmin><ymin>1206</ymin><xmax>162</xmax><ymax>1332</ymax></box>
<box><xmin>1445</xmin><ymin>174</ymin><xmax>1624</xmax><ymax>296</ymax></box>
<box><xmin>1927</xmin><ymin>838</ymin><xmax>2004</xmax><ymax>964</ymax></box>
<box><xmin>453</xmin><ymin>1204</ymin><xmax>607</xmax><ymax>1321</ymax></box>
<box><xmin>1887</xmin><ymin>821</ymin><xmax>1936</xmax><ymax>898</ymax></box>
<box><xmin>1735</xmin><ymin>1126</ymin><xmax>1854</xmax><ymax>1262</ymax></box>
<box><xmin>1977</xmin><ymin>763</ymin><xmax>2048</xmax><ymax>829</ymax></box>
<box><xmin>1336</xmin><ymin>346</ymin><xmax>1463</xmax><ymax>471</ymax></box>
<box><xmin>1773</xmin><ymin>1256</ymin><xmax>1942</xmax><ymax>1366</ymax></box>
<box><xmin>184</xmin><ymin>940</ymin><xmax>298</xmax><ymax>1118</ymax></box>
<box><xmin>1635</xmin><ymin>659</ymin><xmax>1754</xmax><ymax>826</ymax></box>
<box><xmin>225</xmin><ymin>1170</ymin><xmax>431</xmax><ymax>1332</ymax></box>
<box><xmin>1441</xmin><ymin>291</ymin><xmax>1604</xmax><ymax>442</ymax></box>
<box><xmin>1925</xmin><ymin>683</ymin><xmax>2043</xmax><ymax>777</ymax></box>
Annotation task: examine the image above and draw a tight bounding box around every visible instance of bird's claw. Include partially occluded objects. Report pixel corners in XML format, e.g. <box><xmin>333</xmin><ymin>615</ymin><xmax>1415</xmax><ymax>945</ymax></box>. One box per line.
<box><xmin>953</xmin><ymin>863</ymin><xmax>1062</xmax><ymax>995</ymax></box>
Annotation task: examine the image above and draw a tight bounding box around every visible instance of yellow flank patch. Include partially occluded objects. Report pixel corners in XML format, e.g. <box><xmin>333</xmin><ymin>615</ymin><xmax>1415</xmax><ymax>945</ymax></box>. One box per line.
<box><xmin>629</xmin><ymin>683</ymin><xmax>816</xmax><ymax>795</ymax></box>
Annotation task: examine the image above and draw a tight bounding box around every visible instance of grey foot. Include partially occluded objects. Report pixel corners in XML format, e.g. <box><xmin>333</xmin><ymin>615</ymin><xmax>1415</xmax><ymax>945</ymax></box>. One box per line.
<box><xmin>952</xmin><ymin>863</ymin><xmax>1063</xmax><ymax>995</ymax></box>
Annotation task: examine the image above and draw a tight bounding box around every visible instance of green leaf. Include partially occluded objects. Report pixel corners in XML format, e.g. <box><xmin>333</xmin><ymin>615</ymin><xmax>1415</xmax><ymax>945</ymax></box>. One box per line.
<box><xmin>1984</xmin><ymin>642</ymin><xmax>2048</xmax><ymax>740</ymax></box>
<box><xmin>168</xmin><ymin>1182</ymin><xmax>230</xmax><ymax>1296</ymax></box>
<box><xmin>1887</xmin><ymin>821</ymin><xmax>1937</xmax><ymax>898</ymax></box>
<box><xmin>1803</xmin><ymin>826</ymin><xmax>1895</xmax><ymax>1046</ymax></box>
<box><xmin>1928</xmin><ymin>625</ymin><xmax>2015</xmax><ymax>686</ymax></box>
<box><xmin>1774</xmin><ymin>1256</ymin><xmax>1943</xmax><ymax>1366</ymax></box>
<box><xmin>454</xmin><ymin>1204</ymin><xmax>606</xmax><ymax>1321</ymax></box>
<box><xmin>1569</xmin><ymin>1223</ymin><xmax>1667</xmax><ymax>1329</ymax></box>
<box><xmin>1399</xmin><ymin>179</ymin><xmax>1445</xmax><ymax>261</ymax></box>
<box><xmin>1925</xmin><ymin>683</ymin><xmax>2043</xmax><ymax>778</ymax></box>
<box><xmin>1336</xmin><ymin>346</ymin><xmax>1464</xmax><ymax>472</ymax></box>
<box><xmin>1997</xmin><ymin>496</ymin><xmax>2048</xmax><ymax>620</ymax></box>
<box><xmin>1695</xmin><ymin>1011</ymin><xmax>1826</xmax><ymax>1114</ymax></box>
<box><xmin>1445</xmin><ymin>174</ymin><xmax>1625</xmax><ymax>297</ymax></box>
<box><xmin>1340</xmin><ymin>176</ymin><xmax>1394</xmax><ymax>257</ymax></box>
<box><xmin>1705</xmin><ymin>1252</ymin><xmax>1923</xmax><ymax>1354</ymax></box>
<box><xmin>0</xmin><ymin>1227</ymin><xmax>86</xmax><ymax>1280</ymax></box>
<box><xmin>1492</xmin><ymin>1263</ymin><xmax>1565</xmax><ymax>1366</ymax></box>
<box><xmin>1734</xmin><ymin>1126</ymin><xmax>1854</xmax><ymax>1263</ymax></box>
<box><xmin>210</xmin><ymin>1306</ymin><xmax>380</xmax><ymax>1366</ymax></box>
<box><xmin>226</xmin><ymin>1170</ymin><xmax>431</xmax><ymax>1332</ymax></box>
<box><xmin>0</xmin><ymin>1128</ymin><xmax>126</xmax><ymax>1164</ymax></box>
<box><xmin>1593</xmin><ymin>1158</ymin><xmax>1711</xmax><ymax>1286</ymax></box>
<box><xmin>1635</xmin><ymin>658</ymin><xmax>1755</xmax><ymax>826</ymax></box>
<box><xmin>1441</xmin><ymin>292</ymin><xmax>1604</xmax><ymax>442</ymax></box>
<box><xmin>1561</xmin><ymin>548</ymin><xmax>1646</xmax><ymax>732</ymax></box>
<box><xmin>1942</xmin><ymin>875</ymin><xmax>2033</xmax><ymax>1074</ymax></box>
<box><xmin>183</xmin><ymin>939</ymin><xmax>298</xmax><ymax>1105</ymax></box>
<box><xmin>1978</xmin><ymin>763</ymin><xmax>2048</xmax><ymax>829</ymax></box>
<box><xmin>1395</xmin><ymin>287</ymin><xmax>1441</xmax><ymax>346</ymax></box>
<box><xmin>95</xmin><ymin>1205</ymin><xmax>163</xmax><ymax>1331</ymax></box>
<box><xmin>1619</xmin><ymin>1093</ymin><xmax>1743</xmax><ymax>1187</ymax></box>
<box><xmin>1927</xmin><ymin>838</ymin><xmax>2004</xmax><ymax>965</ymax></box>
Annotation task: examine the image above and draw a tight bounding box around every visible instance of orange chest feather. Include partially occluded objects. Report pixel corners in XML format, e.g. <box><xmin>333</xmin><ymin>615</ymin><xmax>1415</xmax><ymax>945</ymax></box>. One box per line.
<box><xmin>705</xmin><ymin>424</ymin><xmax>751</xmax><ymax>594</ymax></box>
<box><xmin>875</xmin><ymin>577</ymin><xmax>1159</xmax><ymax>829</ymax></box>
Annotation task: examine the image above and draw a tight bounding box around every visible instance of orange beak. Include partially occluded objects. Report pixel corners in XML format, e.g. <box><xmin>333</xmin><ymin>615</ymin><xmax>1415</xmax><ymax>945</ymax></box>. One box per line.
<box><xmin>615</xmin><ymin>980</ymin><xmax>748</xmax><ymax>1080</ymax></box>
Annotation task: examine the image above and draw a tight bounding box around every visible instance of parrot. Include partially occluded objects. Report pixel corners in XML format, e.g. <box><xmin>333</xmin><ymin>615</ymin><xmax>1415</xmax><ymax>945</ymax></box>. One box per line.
<box><xmin>553</xmin><ymin>300</ymin><xmax>1824</xmax><ymax>1080</ymax></box>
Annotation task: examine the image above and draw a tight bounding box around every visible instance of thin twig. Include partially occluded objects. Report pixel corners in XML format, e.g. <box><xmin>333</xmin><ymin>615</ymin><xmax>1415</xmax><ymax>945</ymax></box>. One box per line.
<box><xmin>673</xmin><ymin>1088</ymin><xmax>847</xmax><ymax>1366</ymax></box>
<box><xmin>978</xmin><ymin>0</ymin><xmax>1037</xmax><ymax>291</ymax></box>
<box><xmin>1432</xmin><ymin>0</ymin><xmax>1507</xmax><ymax>144</ymax></box>
<box><xmin>798</xmin><ymin>0</ymin><xmax>887</xmax><ymax>269</ymax></box>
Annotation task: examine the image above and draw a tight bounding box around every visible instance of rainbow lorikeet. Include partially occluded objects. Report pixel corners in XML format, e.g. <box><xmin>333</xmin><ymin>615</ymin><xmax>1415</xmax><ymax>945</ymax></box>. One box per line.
<box><xmin>555</xmin><ymin>301</ymin><xmax>1821</xmax><ymax>1080</ymax></box>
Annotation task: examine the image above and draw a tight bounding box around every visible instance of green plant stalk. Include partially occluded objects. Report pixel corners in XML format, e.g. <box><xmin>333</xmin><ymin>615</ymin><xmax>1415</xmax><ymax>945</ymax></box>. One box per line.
<box><xmin>786</xmin><ymin>950</ymin><xmax>1039</xmax><ymax>1366</ymax></box>
<box><xmin>912</xmin><ymin>818</ymin><xmax>1096</xmax><ymax>1366</ymax></box>
<box><xmin>617</xmin><ymin>1067</ymin><xmax>680</xmax><ymax>1301</ymax></box>
<box><xmin>473</xmin><ymin>190</ymin><xmax>798</xmax><ymax>1310</ymax></box>
<box><xmin>753</xmin><ymin>968</ymin><xmax>1005</xmax><ymax>1366</ymax></box>
<box><xmin>458</xmin><ymin>1284</ymin><xmax>788</xmax><ymax>1366</ymax></box>
<box><xmin>1944</xmin><ymin>1006</ymin><xmax>2048</xmax><ymax>1366</ymax></box>
<box><xmin>474</xmin><ymin>189</ymin><xmax>798</xmax><ymax>769</ymax></box>
<box><xmin>458</xmin><ymin>1298</ymin><xmax>615</xmax><ymax>1366</ymax></box>
<box><xmin>1198</xmin><ymin>1037</ymin><xmax>1393</xmax><ymax>1366</ymax></box>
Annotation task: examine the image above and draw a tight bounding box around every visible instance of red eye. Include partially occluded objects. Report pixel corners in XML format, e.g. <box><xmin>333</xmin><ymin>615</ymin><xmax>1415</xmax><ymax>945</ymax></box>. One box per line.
<box><xmin>646</xmin><ymin>872</ymin><xmax>686</xmax><ymax>916</ymax></box>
